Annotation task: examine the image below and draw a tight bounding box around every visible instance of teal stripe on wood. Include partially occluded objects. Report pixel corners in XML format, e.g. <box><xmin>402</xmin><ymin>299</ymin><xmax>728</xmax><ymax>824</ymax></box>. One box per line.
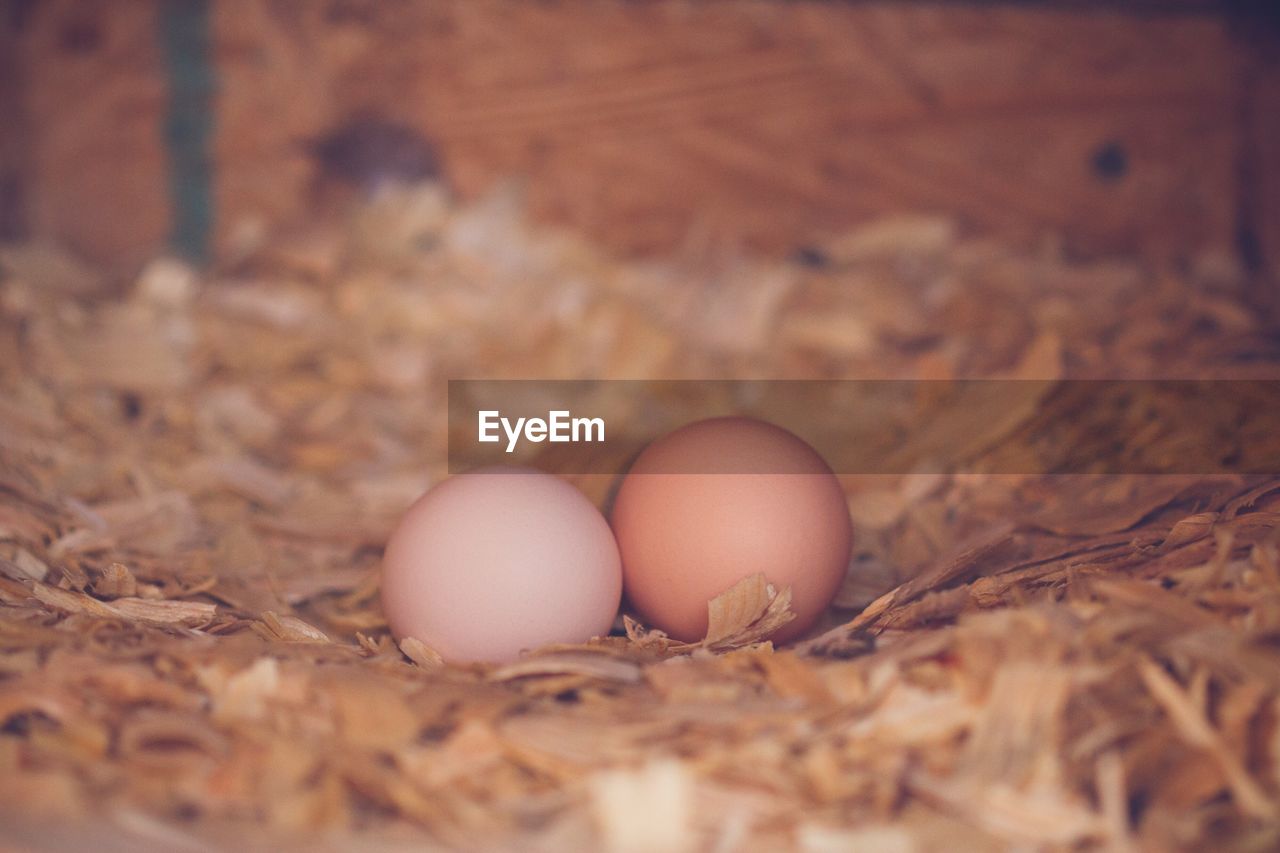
<box><xmin>160</xmin><ymin>0</ymin><xmax>214</xmax><ymax>263</ymax></box>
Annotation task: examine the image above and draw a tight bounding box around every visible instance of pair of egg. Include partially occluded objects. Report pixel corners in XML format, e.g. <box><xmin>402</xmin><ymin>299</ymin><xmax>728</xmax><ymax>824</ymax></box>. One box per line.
<box><xmin>381</xmin><ymin>417</ymin><xmax>852</xmax><ymax>663</ymax></box>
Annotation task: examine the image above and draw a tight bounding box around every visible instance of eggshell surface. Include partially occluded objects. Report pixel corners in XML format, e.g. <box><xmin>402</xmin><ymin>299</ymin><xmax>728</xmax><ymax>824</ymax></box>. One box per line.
<box><xmin>610</xmin><ymin>417</ymin><xmax>852</xmax><ymax>643</ymax></box>
<box><xmin>381</xmin><ymin>467</ymin><xmax>622</xmax><ymax>663</ymax></box>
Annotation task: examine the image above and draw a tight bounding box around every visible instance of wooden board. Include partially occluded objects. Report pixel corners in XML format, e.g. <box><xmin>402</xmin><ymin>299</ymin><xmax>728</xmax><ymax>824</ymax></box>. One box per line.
<box><xmin>206</xmin><ymin>1</ymin><xmax>1243</xmax><ymax>262</ymax></box>
<box><xmin>1253</xmin><ymin>60</ymin><xmax>1280</xmax><ymax>290</ymax></box>
<box><xmin>15</xmin><ymin>0</ymin><xmax>170</xmax><ymax>269</ymax></box>
<box><xmin>1231</xmin><ymin>14</ymin><xmax>1280</xmax><ymax>321</ymax></box>
<box><xmin>5</xmin><ymin>0</ymin><xmax>1262</xmax><ymax>267</ymax></box>
<box><xmin>0</xmin><ymin>2</ymin><xmax>28</xmax><ymax>240</ymax></box>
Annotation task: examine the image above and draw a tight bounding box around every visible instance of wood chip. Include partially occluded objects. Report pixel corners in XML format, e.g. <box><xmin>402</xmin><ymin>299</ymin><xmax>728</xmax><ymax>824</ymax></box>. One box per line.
<box><xmin>625</xmin><ymin>574</ymin><xmax>796</xmax><ymax>656</ymax></box>
<box><xmin>255</xmin><ymin>611</ymin><xmax>331</xmax><ymax>643</ymax></box>
<box><xmin>30</xmin><ymin>582</ymin><xmax>215</xmax><ymax>627</ymax></box>
<box><xmin>12</xmin><ymin>548</ymin><xmax>49</xmax><ymax>582</ymax></box>
<box><xmin>590</xmin><ymin>760</ymin><xmax>695</xmax><ymax>853</ymax></box>
<box><xmin>92</xmin><ymin>562</ymin><xmax>137</xmax><ymax>598</ymax></box>
<box><xmin>703</xmin><ymin>573</ymin><xmax>794</xmax><ymax>646</ymax></box>
<box><xmin>491</xmin><ymin>651</ymin><xmax>642</xmax><ymax>684</ymax></box>
<box><xmin>398</xmin><ymin>637</ymin><xmax>444</xmax><ymax>670</ymax></box>
<box><xmin>1137</xmin><ymin>657</ymin><xmax>1276</xmax><ymax>820</ymax></box>
<box><xmin>3</xmin><ymin>178</ymin><xmax>1279</xmax><ymax>850</ymax></box>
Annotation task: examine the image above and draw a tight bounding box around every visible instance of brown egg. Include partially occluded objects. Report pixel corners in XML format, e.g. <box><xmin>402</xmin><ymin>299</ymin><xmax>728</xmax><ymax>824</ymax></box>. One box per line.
<box><xmin>610</xmin><ymin>417</ymin><xmax>852</xmax><ymax>643</ymax></box>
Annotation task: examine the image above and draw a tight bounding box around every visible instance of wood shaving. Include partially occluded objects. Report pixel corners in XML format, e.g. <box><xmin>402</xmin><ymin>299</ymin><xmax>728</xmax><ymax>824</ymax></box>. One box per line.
<box><xmin>398</xmin><ymin>636</ymin><xmax>444</xmax><ymax>670</ymax></box>
<box><xmin>625</xmin><ymin>573</ymin><xmax>796</xmax><ymax>656</ymax></box>
<box><xmin>2</xmin><ymin>187</ymin><xmax>1279</xmax><ymax>849</ymax></box>
<box><xmin>254</xmin><ymin>611</ymin><xmax>331</xmax><ymax>643</ymax></box>
<box><xmin>29</xmin><ymin>582</ymin><xmax>216</xmax><ymax>627</ymax></box>
<box><xmin>92</xmin><ymin>562</ymin><xmax>137</xmax><ymax>598</ymax></box>
<box><xmin>702</xmin><ymin>573</ymin><xmax>795</xmax><ymax>647</ymax></box>
<box><xmin>490</xmin><ymin>651</ymin><xmax>642</xmax><ymax>684</ymax></box>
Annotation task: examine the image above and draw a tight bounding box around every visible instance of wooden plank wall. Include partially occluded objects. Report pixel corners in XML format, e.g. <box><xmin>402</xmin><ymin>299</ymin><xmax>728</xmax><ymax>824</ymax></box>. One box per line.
<box><xmin>0</xmin><ymin>2</ymin><xmax>29</xmax><ymax>240</ymax></box>
<box><xmin>12</xmin><ymin>0</ymin><xmax>171</xmax><ymax>268</ymax></box>
<box><xmin>7</xmin><ymin>0</ymin><xmax>1276</xmax><ymax>272</ymax></box>
<box><xmin>1251</xmin><ymin>56</ymin><xmax>1280</xmax><ymax>300</ymax></box>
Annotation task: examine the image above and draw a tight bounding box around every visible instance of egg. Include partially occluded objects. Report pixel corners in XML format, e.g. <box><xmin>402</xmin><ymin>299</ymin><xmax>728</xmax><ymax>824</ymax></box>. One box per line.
<box><xmin>381</xmin><ymin>466</ymin><xmax>622</xmax><ymax>663</ymax></box>
<box><xmin>610</xmin><ymin>417</ymin><xmax>851</xmax><ymax>643</ymax></box>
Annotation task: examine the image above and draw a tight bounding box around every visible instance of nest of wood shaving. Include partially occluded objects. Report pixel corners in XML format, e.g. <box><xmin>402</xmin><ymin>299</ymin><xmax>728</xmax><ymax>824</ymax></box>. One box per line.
<box><xmin>2</xmin><ymin>183</ymin><xmax>1280</xmax><ymax>851</ymax></box>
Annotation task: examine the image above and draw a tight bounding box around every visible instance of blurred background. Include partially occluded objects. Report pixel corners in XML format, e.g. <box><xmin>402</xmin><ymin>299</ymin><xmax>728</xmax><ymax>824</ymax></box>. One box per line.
<box><xmin>2</xmin><ymin>0</ymin><xmax>1278</xmax><ymax>294</ymax></box>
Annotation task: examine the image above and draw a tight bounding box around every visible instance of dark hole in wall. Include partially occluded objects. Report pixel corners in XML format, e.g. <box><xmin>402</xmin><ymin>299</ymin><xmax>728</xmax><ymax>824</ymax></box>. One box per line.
<box><xmin>307</xmin><ymin>114</ymin><xmax>441</xmax><ymax>193</ymax></box>
<box><xmin>1091</xmin><ymin>141</ymin><xmax>1129</xmax><ymax>183</ymax></box>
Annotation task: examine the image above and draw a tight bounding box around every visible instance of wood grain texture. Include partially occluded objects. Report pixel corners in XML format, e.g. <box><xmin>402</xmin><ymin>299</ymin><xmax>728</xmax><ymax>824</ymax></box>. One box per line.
<box><xmin>0</xmin><ymin>4</ymin><xmax>24</xmax><ymax>240</ymax></box>
<box><xmin>1253</xmin><ymin>60</ymin><xmax>1280</xmax><ymax>288</ymax></box>
<box><xmin>208</xmin><ymin>0</ymin><xmax>1242</xmax><ymax>261</ymax></box>
<box><xmin>17</xmin><ymin>0</ymin><xmax>169</xmax><ymax>268</ymax></box>
<box><xmin>7</xmin><ymin>0</ymin><xmax>1260</xmax><ymax>266</ymax></box>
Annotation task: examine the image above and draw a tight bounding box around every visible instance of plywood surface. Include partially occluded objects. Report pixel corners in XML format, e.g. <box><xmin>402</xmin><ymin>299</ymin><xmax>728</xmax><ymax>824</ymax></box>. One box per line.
<box><xmin>0</xmin><ymin>4</ymin><xmax>26</xmax><ymax>241</ymax></box>
<box><xmin>207</xmin><ymin>1</ymin><xmax>1242</xmax><ymax>260</ymax></box>
<box><xmin>1254</xmin><ymin>59</ymin><xmax>1280</xmax><ymax>284</ymax></box>
<box><xmin>15</xmin><ymin>0</ymin><xmax>170</xmax><ymax>269</ymax></box>
<box><xmin>5</xmin><ymin>0</ymin><xmax>1266</xmax><ymax>266</ymax></box>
